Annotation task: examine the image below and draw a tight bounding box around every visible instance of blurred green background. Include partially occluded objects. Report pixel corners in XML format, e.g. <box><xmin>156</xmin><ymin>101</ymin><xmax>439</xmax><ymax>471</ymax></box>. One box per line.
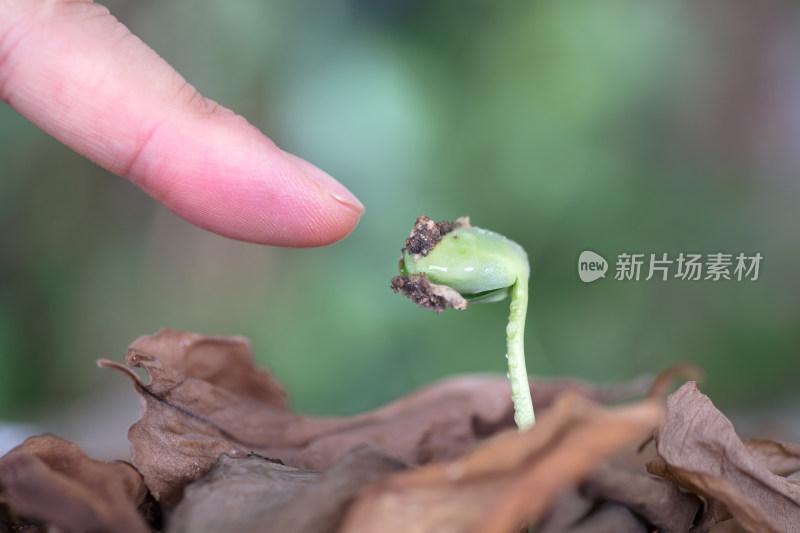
<box><xmin>1</xmin><ymin>0</ymin><xmax>799</xmax><ymax>451</ymax></box>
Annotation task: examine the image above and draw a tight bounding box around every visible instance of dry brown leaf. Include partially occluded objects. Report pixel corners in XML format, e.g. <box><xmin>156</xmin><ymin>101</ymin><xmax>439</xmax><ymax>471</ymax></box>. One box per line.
<box><xmin>536</xmin><ymin>487</ymin><xmax>595</xmax><ymax>533</ymax></box>
<box><xmin>555</xmin><ymin>502</ymin><xmax>648</xmax><ymax>533</ymax></box>
<box><xmin>708</xmin><ymin>519</ymin><xmax>751</xmax><ymax>533</ymax></box>
<box><xmin>536</xmin><ymin>443</ymin><xmax>701</xmax><ymax>532</ymax></box>
<box><xmin>0</xmin><ymin>434</ymin><xmax>150</xmax><ymax>533</ymax></box>
<box><xmin>578</xmin><ymin>462</ymin><xmax>701</xmax><ymax>533</ymax></box>
<box><xmin>98</xmin><ymin>328</ymin><xmax>650</xmax><ymax>508</ymax></box>
<box><xmin>98</xmin><ymin>331</ymin><xmax>512</xmax><ymax>507</ymax></box>
<box><xmin>338</xmin><ymin>391</ymin><xmax>662</xmax><ymax>533</ymax></box>
<box><xmin>169</xmin><ymin>444</ymin><xmax>406</xmax><ymax>533</ymax></box>
<box><xmin>744</xmin><ymin>439</ymin><xmax>800</xmax><ymax>477</ymax></box>
<box><xmin>168</xmin><ymin>454</ymin><xmax>316</xmax><ymax>533</ymax></box>
<box><xmin>648</xmin><ymin>381</ymin><xmax>800</xmax><ymax>533</ymax></box>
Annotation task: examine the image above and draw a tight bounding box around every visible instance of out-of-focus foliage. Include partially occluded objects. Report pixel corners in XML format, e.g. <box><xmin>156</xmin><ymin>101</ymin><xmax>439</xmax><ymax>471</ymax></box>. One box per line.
<box><xmin>1</xmin><ymin>0</ymin><xmax>799</xmax><ymax>426</ymax></box>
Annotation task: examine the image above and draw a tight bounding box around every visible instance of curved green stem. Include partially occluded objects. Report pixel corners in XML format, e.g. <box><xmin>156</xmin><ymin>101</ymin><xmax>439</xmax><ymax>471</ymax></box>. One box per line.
<box><xmin>392</xmin><ymin>216</ymin><xmax>535</xmax><ymax>430</ymax></box>
<box><xmin>507</xmin><ymin>277</ymin><xmax>534</xmax><ymax>430</ymax></box>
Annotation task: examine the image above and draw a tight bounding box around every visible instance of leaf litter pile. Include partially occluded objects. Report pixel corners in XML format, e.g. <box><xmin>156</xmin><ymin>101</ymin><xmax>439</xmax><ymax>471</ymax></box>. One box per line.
<box><xmin>2</xmin><ymin>329</ymin><xmax>799</xmax><ymax>532</ymax></box>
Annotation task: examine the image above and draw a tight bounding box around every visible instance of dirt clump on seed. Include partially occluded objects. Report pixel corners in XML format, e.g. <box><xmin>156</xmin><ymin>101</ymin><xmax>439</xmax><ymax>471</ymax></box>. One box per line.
<box><xmin>390</xmin><ymin>273</ymin><xmax>467</xmax><ymax>313</ymax></box>
<box><xmin>402</xmin><ymin>215</ymin><xmax>471</xmax><ymax>259</ymax></box>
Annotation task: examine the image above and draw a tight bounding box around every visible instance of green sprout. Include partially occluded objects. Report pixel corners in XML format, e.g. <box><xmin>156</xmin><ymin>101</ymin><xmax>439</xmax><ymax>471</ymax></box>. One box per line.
<box><xmin>391</xmin><ymin>215</ymin><xmax>535</xmax><ymax>430</ymax></box>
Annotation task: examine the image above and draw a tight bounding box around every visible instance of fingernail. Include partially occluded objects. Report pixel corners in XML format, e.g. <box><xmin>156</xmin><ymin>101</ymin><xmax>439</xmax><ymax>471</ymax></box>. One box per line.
<box><xmin>281</xmin><ymin>151</ymin><xmax>365</xmax><ymax>214</ymax></box>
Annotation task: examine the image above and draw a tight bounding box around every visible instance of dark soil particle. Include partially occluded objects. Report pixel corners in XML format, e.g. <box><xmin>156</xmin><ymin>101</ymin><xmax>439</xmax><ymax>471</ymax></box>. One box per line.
<box><xmin>391</xmin><ymin>274</ymin><xmax>447</xmax><ymax>313</ymax></box>
<box><xmin>390</xmin><ymin>273</ymin><xmax>466</xmax><ymax>313</ymax></box>
<box><xmin>403</xmin><ymin>215</ymin><xmax>454</xmax><ymax>258</ymax></box>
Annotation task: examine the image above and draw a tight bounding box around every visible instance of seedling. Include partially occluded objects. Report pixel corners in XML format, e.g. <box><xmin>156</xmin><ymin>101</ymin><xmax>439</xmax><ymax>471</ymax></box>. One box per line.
<box><xmin>391</xmin><ymin>215</ymin><xmax>535</xmax><ymax>430</ymax></box>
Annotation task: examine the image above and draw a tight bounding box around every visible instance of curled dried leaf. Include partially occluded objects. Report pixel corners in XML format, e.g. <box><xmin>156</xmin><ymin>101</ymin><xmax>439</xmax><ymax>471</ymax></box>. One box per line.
<box><xmin>169</xmin><ymin>445</ymin><xmax>407</xmax><ymax>533</ymax></box>
<box><xmin>647</xmin><ymin>381</ymin><xmax>800</xmax><ymax>533</ymax></box>
<box><xmin>536</xmin><ymin>487</ymin><xmax>594</xmax><ymax>533</ymax></box>
<box><xmin>98</xmin><ymin>329</ymin><xmax>295</xmax><ymax>508</ymax></box>
<box><xmin>560</xmin><ymin>502</ymin><xmax>649</xmax><ymax>533</ymax></box>
<box><xmin>99</xmin><ymin>329</ymin><xmax>520</xmax><ymax>507</ymax></box>
<box><xmin>98</xmin><ymin>329</ymin><xmax>656</xmax><ymax>510</ymax></box>
<box><xmin>580</xmin><ymin>462</ymin><xmax>701</xmax><ymax>533</ymax></box>
<box><xmin>744</xmin><ymin>439</ymin><xmax>800</xmax><ymax>478</ymax></box>
<box><xmin>340</xmin><ymin>392</ymin><xmax>662</xmax><ymax>533</ymax></box>
<box><xmin>0</xmin><ymin>435</ymin><xmax>150</xmax><ymax>533</ymax></box>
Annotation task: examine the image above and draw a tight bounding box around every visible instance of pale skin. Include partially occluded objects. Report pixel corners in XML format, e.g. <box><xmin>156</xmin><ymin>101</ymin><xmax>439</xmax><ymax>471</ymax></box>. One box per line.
<box><xmin>0</xmin><ymin>0</ymin><xmax>364</xmax><ymax>247</ymax></box>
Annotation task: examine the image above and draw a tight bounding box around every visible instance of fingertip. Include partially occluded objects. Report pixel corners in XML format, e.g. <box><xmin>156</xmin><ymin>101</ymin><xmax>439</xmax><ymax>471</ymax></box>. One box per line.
<box><xmin>129</xmin><ymin>116</ymin><xmax>363</xmax><ymax>248</ymax></box>
<box><xmin>0</xmin><ymin>0</ymin><xmax>364</xmax><ymax>248</ymax></box>
<box><xmin>271</xmin><ymin>149</ymin><xmax>365</xmax><ymax>246</ymax></box>
<box><xmin>280</xmin><ymin>151</ymin><xmax>365</xmax><ymax>216</ymax></box>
